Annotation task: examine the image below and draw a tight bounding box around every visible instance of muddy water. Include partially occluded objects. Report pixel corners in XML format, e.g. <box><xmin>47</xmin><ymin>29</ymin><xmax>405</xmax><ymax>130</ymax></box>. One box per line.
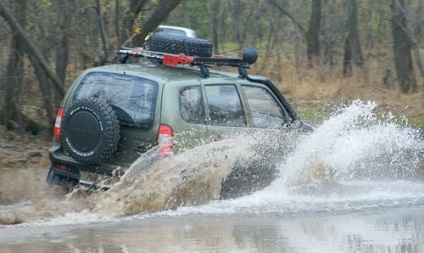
<box><xmin>1</xmin><ymin>206</ymin><xmax>424</xmax><ymax>252</ymax></box>
<box><xmin>1</xmin><ymin>100</ymin><xmax>424</xmax><ymax>252</ymax></box>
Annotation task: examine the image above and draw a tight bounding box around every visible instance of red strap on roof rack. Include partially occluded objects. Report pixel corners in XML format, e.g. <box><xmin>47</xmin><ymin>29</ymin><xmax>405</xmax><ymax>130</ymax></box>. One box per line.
<box><xmin>162</xmin><ymin>54</ymin><xmax>194</xmax><ymax>66</ymax></box>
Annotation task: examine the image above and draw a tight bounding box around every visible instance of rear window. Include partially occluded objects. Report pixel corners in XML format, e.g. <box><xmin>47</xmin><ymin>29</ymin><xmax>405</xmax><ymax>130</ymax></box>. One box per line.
<box><xmin>74</xmin><ymin>72</ymin><xmax>158</xmax><ymax>129</ymax></box>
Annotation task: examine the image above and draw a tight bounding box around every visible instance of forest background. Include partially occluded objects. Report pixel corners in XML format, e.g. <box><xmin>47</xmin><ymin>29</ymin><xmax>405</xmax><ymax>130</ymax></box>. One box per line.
<box><xmin>0</xmin><ymin>0</ymin><xmax>423</xmax><ymax>139</ymax></box>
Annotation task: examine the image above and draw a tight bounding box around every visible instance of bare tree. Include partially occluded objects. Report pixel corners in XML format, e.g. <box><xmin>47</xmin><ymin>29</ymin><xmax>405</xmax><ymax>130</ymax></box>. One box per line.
<box><xmin>343</xmin><ymin>0</ymin><xmax>364</xmax><ymax>77</ymax></box>
<box><xmin>406</xmin><ymin>0</ymin><xmax>424</xmax><ymax>77</ymax></box>
<box><xmin>0</xmin><ymin>0</ymin><xmax>26</xmax><ymax>130</ymax></box>
<box><xmin>391</xmin><ymin>0</ymin><xmax>417</xmax><ymax>93</ymax></box>
<box><xmin>0</xmin><ymin>0</ymin><xmax>66</xmax><ymax>131</ymax></box>
<box><xmin>95</xmin><ymin>0</ymin><xmax>109</xmax><ymax>66</ymax></box>
<box><xmin>306</xmin><ymin>0</ymin><xmax>322</xmax><ymax>65</ymax></box>
<box><xmin>0</xmin><ymin>1</ymin><xmax>64</xmax><ymax>96</ymax></box>
<box><xmin>211</xmin><ymin>0</ymin><xmax>221</xmax><ymax>54</ymax></box>
<box><xmin>55</xmin><ymin>0</ymin><xmax>74</xmax><ymax>105</ymax></box>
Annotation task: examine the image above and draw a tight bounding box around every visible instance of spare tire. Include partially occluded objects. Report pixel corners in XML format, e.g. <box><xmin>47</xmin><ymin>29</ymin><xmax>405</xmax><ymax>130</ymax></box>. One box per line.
<box><xmin>62</xmin><ymin>97</ymin><xmax>120</xmax><ymax>164</ymax></box>
<box><xmin>148</xmin><ymin>33</ymin><xmax>213</xmax><ymax>57</ymax></box>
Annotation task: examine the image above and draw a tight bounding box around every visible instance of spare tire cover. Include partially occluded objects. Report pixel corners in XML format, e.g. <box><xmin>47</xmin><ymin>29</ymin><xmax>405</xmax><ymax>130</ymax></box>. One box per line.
<box><xmin>148</xmin><ymin>33</ymin><xmax>213</xmax><ymax>57</ymax></box>
<box><xmin>62</xmin><ymin>97</ymin><xmax>120</xmax><ymax>164</ymax></box>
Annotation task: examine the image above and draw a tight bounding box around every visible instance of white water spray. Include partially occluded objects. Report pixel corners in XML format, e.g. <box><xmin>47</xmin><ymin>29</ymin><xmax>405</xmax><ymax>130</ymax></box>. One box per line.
<box><xmin>272</xmin><ymin>100</ymin><xmax>423</xmax><ymax>188</ymax></box>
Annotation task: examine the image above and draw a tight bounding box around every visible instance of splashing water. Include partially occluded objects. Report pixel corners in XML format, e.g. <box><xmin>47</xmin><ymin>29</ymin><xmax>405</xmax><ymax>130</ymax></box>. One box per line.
<box><xmin>278</xmin><ymin>100</ymin><xmax>423</xmax><ymax>187</ymax></box>
<box><xmin>1</xmin><ymin>100</ymin><xmax>423</xmax><ymax>225</ymax></box>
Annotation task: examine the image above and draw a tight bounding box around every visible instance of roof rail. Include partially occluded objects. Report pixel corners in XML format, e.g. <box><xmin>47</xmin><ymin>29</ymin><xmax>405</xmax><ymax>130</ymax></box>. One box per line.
<box><xmin>117</xmin><ymin>47</ymin><xmax>258</xmax><ymax>78</ymax></box>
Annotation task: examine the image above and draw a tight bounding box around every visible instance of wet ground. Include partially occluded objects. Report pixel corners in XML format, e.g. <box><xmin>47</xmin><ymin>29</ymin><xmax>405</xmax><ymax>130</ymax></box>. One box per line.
<box><xmin>1</xmin><ymin>100</ymin><xmax>424</xmax><ymax>252</ymax></box>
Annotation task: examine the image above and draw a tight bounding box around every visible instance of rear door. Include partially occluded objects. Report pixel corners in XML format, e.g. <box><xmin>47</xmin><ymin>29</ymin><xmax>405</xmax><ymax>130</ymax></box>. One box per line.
<box><xmin>160</xmin><ymin>80</ymin><xmax>209</xmax><ymax>153</ymax></box>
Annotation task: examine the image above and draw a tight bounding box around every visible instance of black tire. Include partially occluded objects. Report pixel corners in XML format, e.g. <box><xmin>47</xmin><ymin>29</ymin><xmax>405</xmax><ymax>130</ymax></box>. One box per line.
<box><xmin>62</xmin><ymin>97</ymin><xmax>120</xmax><ymax>164</ymax></box>
<box><xmin>148</xmin><ymin>33</ymin><xmax>213</xmax><ymax>57</ymax></box>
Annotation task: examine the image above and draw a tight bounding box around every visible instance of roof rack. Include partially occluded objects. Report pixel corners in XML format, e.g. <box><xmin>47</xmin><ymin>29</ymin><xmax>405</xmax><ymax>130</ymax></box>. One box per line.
<box><xmin>117</xmin><ymin>47</ymin><xmax>258</xmax><ymax>78</ymax></box>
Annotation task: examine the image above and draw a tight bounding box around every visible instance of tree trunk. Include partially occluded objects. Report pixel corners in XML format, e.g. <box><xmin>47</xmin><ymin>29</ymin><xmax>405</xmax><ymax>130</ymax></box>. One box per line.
<box><xmin>343</xmin><ymin>0</ymin><xmax>364</xmax><ymax>77</ymax></box>
<box><xmin>55</xmin><ymin>0</ymin><xmax>73</xmax><ymax>105</ymax></box>
<box><xmin>95</xmin><ymin>0</ymin><xmax>109</xmax><ymax>65</ymax></box>
<box><xmin>408</xmin><ymin>1</ymin><xmax>424</xmax><ymax>77</ymax></box>
<box><xmin>227</xmin><ymin>0</ymin><xmax>245</xmax><ymax>50</ymax></box>
<box><xmin>212</xmin><ymin>0</ymin><xmax>221</xmax><ymax>54</ymax></box>
<box><xmin>2</xmin><ymin>28</ymin><xmax>25</xmax><ymax>130</ymax></box>
<box><xmin>306</xmin><ymin>0</ymin><xmax>322</xmax><ymax>66</ymax></box>
<box><xmin>115</xmin><ymin>0</ymin><xmax>121</xmax><ymax>48</ymax></box>
<box><xmin>391</xmin><ymin>0</ymin><xmax>417</xmax><ymax>94</ymax></box>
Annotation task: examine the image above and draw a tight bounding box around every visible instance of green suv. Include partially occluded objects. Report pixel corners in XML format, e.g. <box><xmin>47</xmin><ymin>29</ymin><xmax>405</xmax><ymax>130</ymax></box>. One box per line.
<box><xmin>46</xmin><ymin>34</ymin><xmax>311</xmax><ymax>195</ymax></box>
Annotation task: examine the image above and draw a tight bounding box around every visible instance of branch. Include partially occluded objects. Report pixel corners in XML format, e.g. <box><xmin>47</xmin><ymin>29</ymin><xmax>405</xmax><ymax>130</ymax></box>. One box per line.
<box><xmin>268</xmin><ymin>0</ymin><xmax>306</xmax><ymax>35</ymax></box>
<box><xmin>0</xmin><ymin>1</ymin><xmax>65</xmax><ymax>97</ymax></box>
<box><xmin>137</xmin><ymin>0</ymin><xmax>183</xmax><ymax>41</ymax></box>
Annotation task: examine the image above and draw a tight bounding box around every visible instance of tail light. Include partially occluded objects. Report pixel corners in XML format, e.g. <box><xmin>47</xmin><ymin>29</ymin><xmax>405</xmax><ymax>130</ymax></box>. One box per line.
<box><xmin>157</xmin><ymin>124</ymin><xmax>175</xmax><ymax>156</ymax></box>
<box><xmin>55</xmin><ymin>163</ymin><xmax>67</xmax><ymax>170</ymax></box>
<box><xmin>54</xmin><ymin>108</ymin><xmax>64</xmax><ymax>140</ymax></box>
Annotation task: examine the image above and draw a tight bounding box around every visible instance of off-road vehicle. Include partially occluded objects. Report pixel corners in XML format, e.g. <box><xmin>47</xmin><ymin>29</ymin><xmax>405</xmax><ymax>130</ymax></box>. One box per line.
<box><xmin>46</xmin><ymin>33</ymin><xmax>311</xmax><ymax>196</ymax></box>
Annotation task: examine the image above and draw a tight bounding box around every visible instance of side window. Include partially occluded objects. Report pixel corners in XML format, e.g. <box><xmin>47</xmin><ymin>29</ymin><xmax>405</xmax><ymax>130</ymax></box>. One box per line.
<box><xmin>205</xmin><ymin>84</ymin><xmax>246</xmax><ymax>127</ymax></box>
<box><xmin>242</xmin><ymin>85</ymin><xmax>286</xmax><ymax>129</ymax></box>
<box><xmin>74</xmin><ymin>72</ymin><xmax>158</xmax><ymax>129</ymax></box>
<box><xmin>179</xmin><ymin>86</ymin><xmax>205</xmax><ymax>124</ymax></box>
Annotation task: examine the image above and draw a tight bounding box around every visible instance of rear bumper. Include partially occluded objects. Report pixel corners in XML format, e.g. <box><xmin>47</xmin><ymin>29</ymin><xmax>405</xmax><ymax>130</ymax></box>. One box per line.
<box><xmin>49</xmin><ymin>145</ymin><xmax>123</xmax><ymax>176</ymax></box>
<box><xmin>47</xmin><ymin>144</ymin><xmax>160</xmax><ymax>187</ymax></box>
